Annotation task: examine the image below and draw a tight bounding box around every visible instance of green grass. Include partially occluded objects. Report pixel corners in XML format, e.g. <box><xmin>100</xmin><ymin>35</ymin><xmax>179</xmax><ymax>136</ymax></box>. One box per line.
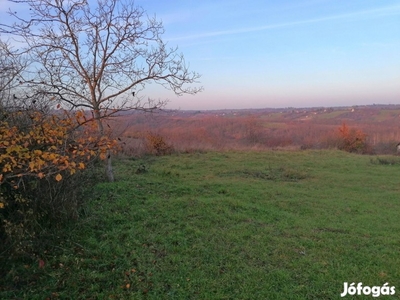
<box><xmin>373</xmin><ymin>109</ymin><xmax>400</xmax><ymax>122</ymax></box>
<box><xmin>2</xmin><ymin>150</ymin><xmax>400</xmax><ymax>299</ymax></box>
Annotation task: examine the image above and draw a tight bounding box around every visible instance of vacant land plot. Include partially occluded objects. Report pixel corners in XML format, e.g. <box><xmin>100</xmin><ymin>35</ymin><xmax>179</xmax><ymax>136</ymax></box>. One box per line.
<box><xmin>2</xmin><ymin>150</ymin><xmax>400</xmax><ymax>299</ymax></box>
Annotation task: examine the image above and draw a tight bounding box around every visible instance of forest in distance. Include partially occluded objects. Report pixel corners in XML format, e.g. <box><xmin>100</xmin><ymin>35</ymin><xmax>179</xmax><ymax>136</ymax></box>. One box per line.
<box><xmin>111</xmin><ymin>104</ymin><xmax>400</xmax><ymax>157</ymax></box>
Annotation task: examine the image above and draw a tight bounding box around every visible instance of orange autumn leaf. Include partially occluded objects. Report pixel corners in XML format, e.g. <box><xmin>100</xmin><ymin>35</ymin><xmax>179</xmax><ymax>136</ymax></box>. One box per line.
<box><xmin>55</xmin><ymin>173</ymin><xmax>62</xmax><ymax>181</ymax></box>
<box><xmin>0</xmin><ymin>109</ymin><xmax>117</xmax><ymax>186</ymax></box>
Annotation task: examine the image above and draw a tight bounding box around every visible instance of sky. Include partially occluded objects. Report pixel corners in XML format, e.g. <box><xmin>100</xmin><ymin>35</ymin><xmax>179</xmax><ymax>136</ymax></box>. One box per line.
<box><xmin>137</xmin><ymin>0</ymin><xmax>400</xmax><ymax>110</ymax></box>
<box><xmin>1</xmin><ymin>0</ymin><xmax>400</xmax><ymax>110</ymax></box>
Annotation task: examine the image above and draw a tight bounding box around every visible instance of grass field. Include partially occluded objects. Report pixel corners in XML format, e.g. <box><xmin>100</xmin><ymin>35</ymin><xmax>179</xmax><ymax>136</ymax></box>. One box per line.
<box><xmin>2</xmin><ymin>150</ymin><xmax>400</xmax><ymax>299</ymax></box>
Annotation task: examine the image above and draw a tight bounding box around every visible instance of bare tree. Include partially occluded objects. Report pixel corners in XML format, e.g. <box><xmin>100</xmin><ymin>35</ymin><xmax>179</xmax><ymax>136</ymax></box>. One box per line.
<box><xmin>0</xmin><ymin>40</ymin><xmax>25</xmax><ymax>110</ymax></box>
<box><xmin>1</xmin><ymin>0</ymin><xmax>202</xmax><ymax>181</ymax></box>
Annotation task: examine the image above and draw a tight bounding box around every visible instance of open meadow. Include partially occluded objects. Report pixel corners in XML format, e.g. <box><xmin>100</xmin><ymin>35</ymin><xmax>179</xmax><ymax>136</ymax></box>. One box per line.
<box><xmin>1</xmin><ymin>0</ymin><xmax>399</xmax><ymax>298</ymax></box>
<box><xmin>2</xmin><ymin>150</ymin><xmax>400</xmax><ymax>299</ymax></box>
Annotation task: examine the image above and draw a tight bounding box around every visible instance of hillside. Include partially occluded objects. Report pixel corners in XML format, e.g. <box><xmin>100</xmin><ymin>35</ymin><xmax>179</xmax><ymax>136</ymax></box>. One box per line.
<box><xmin>116</xmin><ymin>104</ymin><xmax>400</xmax><ymax>123</ymax></box>
<box><xmin>3</xmin><ymin>151</ymin><xmax>400</xmax><ymax>299</ymax></box>
<box><xmin>110</xmin><ymin>105</ymin><xmax>400</xmax><ymax>156</ymax></box>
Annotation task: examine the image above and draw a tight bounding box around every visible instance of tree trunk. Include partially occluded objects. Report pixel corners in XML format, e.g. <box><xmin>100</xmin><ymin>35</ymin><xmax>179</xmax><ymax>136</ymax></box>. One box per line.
<box><xmin>93</xmin><ymin>108</ymin><xmax>115</xmax><ymax>182</ymax></box>
<box><xmin>105</xmin><ymin>149</ymin><xmax>114</xmax><ymax>182</ymax></box>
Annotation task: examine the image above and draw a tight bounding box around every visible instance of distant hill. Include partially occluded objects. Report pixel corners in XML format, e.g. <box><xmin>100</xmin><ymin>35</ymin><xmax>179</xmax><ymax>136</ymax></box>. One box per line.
<box><xmin>116</xmin><ymin>104</ymin><xmax>400</xmax><ymax>125</ymax></box>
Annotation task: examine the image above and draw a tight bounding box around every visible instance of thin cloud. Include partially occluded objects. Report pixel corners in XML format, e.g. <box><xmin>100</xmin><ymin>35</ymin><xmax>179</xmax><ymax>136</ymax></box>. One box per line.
<box><xmin>168</xmin><ymin>4</ymin><xmax>400</xmax><ymax>42</ymax></box>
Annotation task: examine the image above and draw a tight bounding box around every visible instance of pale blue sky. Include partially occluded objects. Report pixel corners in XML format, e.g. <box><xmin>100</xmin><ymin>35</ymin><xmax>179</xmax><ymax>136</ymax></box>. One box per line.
<box><xmin>1</xmin><ymin>0</ymin><xmax>400</xmax><ymax>109</ymax></box>
<box><xmin>137</xmin><ymin>0</ymin><xmax>400</xmax><ymax>109</ymax></box>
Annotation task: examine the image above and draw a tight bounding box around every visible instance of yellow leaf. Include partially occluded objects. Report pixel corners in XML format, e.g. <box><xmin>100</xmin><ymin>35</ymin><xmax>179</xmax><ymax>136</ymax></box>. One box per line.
<box><xmin>78</xmin><ymin>162</ymin><xmax>85</xmax><ymax>169</ymax></box>
<box><xmin>55</xmin><ymin>173</ymin><xmax>62</xmax><ymax>181</ymax></box>
<box><xmin>0</xmin><ymin>202</ymin><xmax>4</xmax><ymax>209</ymax></box>
<box><xmin>38</xmin><ymin>172</ymin><xmax>45</xmax><ymax>179</ymax></box>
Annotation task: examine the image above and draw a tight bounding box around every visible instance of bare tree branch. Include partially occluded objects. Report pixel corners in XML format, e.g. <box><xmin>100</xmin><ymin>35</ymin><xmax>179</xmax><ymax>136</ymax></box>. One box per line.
<box><xmin>2</xmin><ymin>0</ymin><xmax>202</xmax><ymax>113</ymax></box>
<box><xmin>1</xmin><ymin>0</ymin><xmax>203</xmax><ymax>181</ymax></box>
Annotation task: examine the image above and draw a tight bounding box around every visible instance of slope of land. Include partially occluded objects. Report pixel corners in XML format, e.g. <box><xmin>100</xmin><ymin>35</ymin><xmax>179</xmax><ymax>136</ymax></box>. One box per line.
<box><xmin>3</xmin><ymin>151</ymin><xmax>400</xmax><ymax>299</ymax></box>
<box><xmin>111</xmin><ymin>105</ymin><xmax>400</xmax><ymax>156</ymax></box>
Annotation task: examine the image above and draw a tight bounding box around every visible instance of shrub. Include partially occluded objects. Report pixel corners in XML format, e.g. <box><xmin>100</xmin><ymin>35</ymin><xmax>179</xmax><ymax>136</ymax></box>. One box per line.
<box><xmin>337</xmin><ymin>123</ymin><xmax>369</xmax><ymax>154</ymax></box>
<box><xmin>145</xmin><ymin>132</ymin><xmax>173</xmax><ymax>156</ymax></box>
<box><xmin>0</xmin><ymin>108</ymin><xmax>116</xmax><ymax>257</ymax></box>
